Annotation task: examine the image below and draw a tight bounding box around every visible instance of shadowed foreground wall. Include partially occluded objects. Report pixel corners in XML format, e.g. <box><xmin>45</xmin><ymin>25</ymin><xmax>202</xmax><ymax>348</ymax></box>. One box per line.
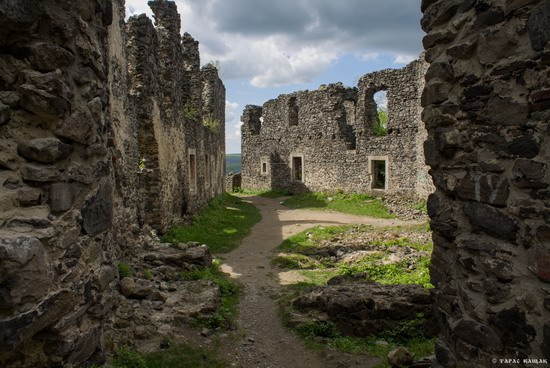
<box><xmin>0</xmin><ymin>0</ymin><xmax>224</xmax><ymax>366</ymax></box>
<box><xmin>422</xmin><ymin>0</ymin><xmax>550</xmax><ymax>366</ymax></box>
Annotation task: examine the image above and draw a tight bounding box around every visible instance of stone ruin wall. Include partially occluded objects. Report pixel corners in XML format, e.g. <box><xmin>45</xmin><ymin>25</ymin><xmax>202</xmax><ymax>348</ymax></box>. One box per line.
<box><xmin>0</xmin><ymin>0</ymin><xmax>225</xmax><ymax>366</ymax></box>
<box><xmin>241</xmin><ymin>58</ymin><xmax>433</xmax><ymax>198</ymax></box>
<box><xmin>422</xmin><ymin>0</ymin><xmax>550</xmax><ymax>366</ymax></box>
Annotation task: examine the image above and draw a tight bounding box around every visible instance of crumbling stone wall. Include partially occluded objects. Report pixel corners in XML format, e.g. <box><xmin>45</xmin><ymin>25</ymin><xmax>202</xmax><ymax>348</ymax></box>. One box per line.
<box><xmin>0</xmin><ymin>1</ymin><xmax>124</xmax><ymax>366</ymax></box>
<box><xmin>127</xmin><ymin>3</ymin><xmax>225</xmax><ymax>230</ymax></box>
<box><xmin>422</xmin><ymin>0</ymin><xmax>550</xmax><ymax>366</ymax></box>
<box><xmin>241</xmin><ymin>59</ymin><xmax>432</xmax><ymax>197</ymax></box>
<box><xmin>0</xmin><ymin>0</ymin><xmax>225</xmax><ymax>366</ymax></box>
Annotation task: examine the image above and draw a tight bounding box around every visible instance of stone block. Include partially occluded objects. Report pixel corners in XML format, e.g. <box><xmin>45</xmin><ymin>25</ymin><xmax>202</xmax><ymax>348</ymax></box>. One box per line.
<box><xmin>543</xmin><ymin>323</ymin><xmax>550</xmax><ymax>355</ymax></box>
<box><xmin>28</xmin><ymin>42</ymin><xmax>75</xmax><ymax>72</ymax></box>
<box><xmin>529</xmin><ymin>246</ymin><xmax>550</xmax><ymax>283</ymax></box>
<box><xmin>464</xmin><ymin>202</ymin><xmax>519</xmax><ymax>242</ymax></box>
<box><xmin>81</xmin><ymin>183</ymin><xmax>112</xmax><ymax>235</ymax></box>
<box><xmin>17</xmin><ymin>187</ymin><xmax>42</xmax><ymax>206</ymax></box>
<box><xmin>479</xmin><ymin>96</ymin><xmax>529</xmax><ymax>126</ymax></box>
<box><xmin>0</xmin><ymin>91</ymin><xmax>19</xmax><ymax>107</ymax></box>
<box><xmin>54</xmin><ymin>107</ymin><xmax>94</xmax><ymax>145</ymax></box>
<box><xmin>0</xmin><ymin>290</ymin><xmax>76</xmax><ymax>351</ymax></box>
<box><xmin>96</xmin><ymin>266</ymin><xmax>117</xmax><ymax>292</ymax></box>
<box><xmin>17</xmin><ymin>137</ymin><xmax>73</xmax><ymax>163</ymax></box>
<box><xmin>0</xmin><ymin>0</ymin><xmax>44</xmax><ymax>29</ymax></box>
<box><xmin>488</xmin><ymin>307</ymin><xmax>536</xmax><ymax>349</ymax></box>
<box><xmin>512</xmin><ymin>159</ymin><xmax>548</xmax><ymax>189</ymax></box>
<box><xmin>0</xmin><ymin>236</ymin><xmax>53</xmax><ymax>312</ymax></box>
<box><xmin>49</xmin><ymin>183</ymin><xmax>76</xmax><ymax>212</ymax></box>
<box><xmin>21</xmin><ymin>163</ymin><xmax>61</xmax><ymax>182</ymax></box>
<box><xmin>0</xmin><ymin>101</ymin><xmax>9</xmax><ymax>125</ymax></box>
<box><xmin>66</xmin><ymin>327</ymin><xmax>100</xmax><ymax>365</ymax></box>
<box><xmin>18</xmin><ymin>84</ymin><xmax>68</xmax><ymax>118</ymax></box>
<box><xmin>452</xmin><ymin>319</ymin><xmax>502</xmax><ymax>351</ymax></box>
<box><xmin>456</xmin><ymin>173</ymin><xmax>510</xmax><ymax>206</ymax></box>
<box><xmin>388</xmin><ymin>347</ymin><xmax>413</xmax><ymax>367</ymax></box>
<box><xmin>528</xmin><ymin>0</ymin><xmax>550</xmax><ymax>51</ymax></box>
<box><xmin>421</xmin><ymin>0</ymin><xmax>460</xmax><ymax>31</ymax></box>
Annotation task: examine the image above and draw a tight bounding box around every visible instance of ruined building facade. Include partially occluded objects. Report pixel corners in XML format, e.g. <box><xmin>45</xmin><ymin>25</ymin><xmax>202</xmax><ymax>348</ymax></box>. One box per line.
<box><xmin>0</xmin><ymin>0</ymin><xmax>224</xmax><ymax>366</ymax></box>
<box><xmin>422</xmin><ymin>0</ymin><xmax>550</xmax><ymax>366</ymax></box>
<box><xmin>241</xmin><ymin>58</ymin><xmax>433</xmax><ymax>197</ymax></box>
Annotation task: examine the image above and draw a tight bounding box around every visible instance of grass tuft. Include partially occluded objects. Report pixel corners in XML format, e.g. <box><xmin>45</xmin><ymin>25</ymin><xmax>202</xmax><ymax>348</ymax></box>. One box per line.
<box><xmin>117</xmin><ymin>262</ymin><xmax>133</xmax><ymax>279</ymax></box>
<box><xmin>162</xmin><ymin>193</ymin><xmax>261</xmax><ymax>253</ymax></box>
<box><xmin>234</xmin><ymin>188</ymin><xmax>292</xmax><ymax>198</ymax></box>
<box><xmin>282</xmin><ymin>192</ymin><xmax>394</xmax><ymax>218</ymax></box>
<box><xmin>111</xmin><ymin>344</ymin><xmax>227</xmax><ymax>368</ymax></box>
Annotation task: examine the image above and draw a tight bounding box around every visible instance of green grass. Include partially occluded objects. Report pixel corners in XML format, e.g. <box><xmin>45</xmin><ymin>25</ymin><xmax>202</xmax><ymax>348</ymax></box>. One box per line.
<box><xmin>162</xmin><ymin>193</ymin><xmax>261</xmax><ymax>253</ymax></box>
<box><xmin>282</xmin><ymin>192</ymin><xmax>394</xmax><ymax>218</ymax></box>
<box><xmin>339</xmin><ymin>257</ymin><xmax>432</xmax><ymax>289</ymax></box>
<box><xmin>278</xmin><ymin>225</ymin><xmax>357</xmax><ymax>254</ymax></box>
<box><xmin>272</xmin><ymin>253</ymin><xmax>321</xmax><ymax>269</ymax></box>
<box><xmin>117</xmin><ymin>262</ymin><xmax>133</xmax><ymax>279</ymax></box>
<box><xmin>413</xmin><ymin>199</ymin><xmax>428</xmax><ymax>214</ymax></box>
<box><xmin>111</xmin><ymin>344</ymin><xmax>227</xmax><ymax>368</ymax></box>
<box><xmin>275</xmin><ymin>223</ymin><xmax>435</xmax><ymax>365</ymax></box>
<box><xmin>275</xmin><ymin>224</ymin><xmax>433</xmax><ymax>288</ymax></box>
<box><xmin>289</xmin><ymin>319</ymin><xmax>435</xmax><ymax>367</ymax></box>
<box><xmin>180</xmin><ymin>260</ymin><xmax>241</xmax><ymax>329</ymax></box>
<box><xmin>234</xmin><ymin>188</ymin><xmax>291</xmax><ymax>198</ymax></box>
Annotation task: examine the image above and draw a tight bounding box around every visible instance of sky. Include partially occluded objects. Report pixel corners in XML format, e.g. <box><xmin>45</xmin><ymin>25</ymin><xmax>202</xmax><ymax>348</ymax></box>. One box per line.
<box><xmin>125</xmin><ymin>0</ymin><xmax>425</xmax><ymax>153</ymax></box>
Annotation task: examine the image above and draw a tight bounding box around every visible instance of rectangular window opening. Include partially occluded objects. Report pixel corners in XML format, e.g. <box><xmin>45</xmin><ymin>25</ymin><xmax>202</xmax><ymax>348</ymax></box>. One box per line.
<box><xmin>291</xmin><ymin>156</ymin><xmax>303</xmax><ymax>182</ymax></box>
<box><xmin>204</xmin><ymin>154</ymin><xmax>210</xmax><ymax>188</ymax></box>
<box><xmin>371</xmin><ymin>160</ymin><xmax>386</xmax><ymax>190</ymax></box>
<box><xmin>189</xmin><ymin>153</ymin><xmax>196</xmax><ymax>192</ymax></box>
<box><xmin>288</xmin><ymin>96</ymin><xmax>298</xmax><ymax>126</ymax></box>
<box><xmin>262</xmin><ymin>162</ymin><xmax>267</xmax><ymax>174</ymax></box>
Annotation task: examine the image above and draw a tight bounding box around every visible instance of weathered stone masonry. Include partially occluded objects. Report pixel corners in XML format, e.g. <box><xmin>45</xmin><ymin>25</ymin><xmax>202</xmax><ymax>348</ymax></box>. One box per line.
<box><xmin>0</xmin><ymin>1</ymin><xmax>225</xmax><ymax>366</ymax></box>
<box><xmin>241</xmin><ymin>59</ymin><xmax>432</xmax><ymax>197</ymax></box>
<box><xmin>422</xmin><ymin>0</ymin><xmax>550</xmax><ymax>366</ymax></box>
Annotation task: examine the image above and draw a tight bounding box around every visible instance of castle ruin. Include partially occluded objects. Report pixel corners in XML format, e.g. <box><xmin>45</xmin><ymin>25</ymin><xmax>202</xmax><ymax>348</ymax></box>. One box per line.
<box><xmin>0</xmin><ymin>0</ymin><xmax>224</xmax><ymax>366</ymax></box>
<box><xmin>241</xmin><ymin>58</ymin><xmax>433</xmax><ymax>197</ymax></box>
<box><xmin>0</xmin><ymin>0</ymin><xmax>548</xmax><ymax>366</ymax></box>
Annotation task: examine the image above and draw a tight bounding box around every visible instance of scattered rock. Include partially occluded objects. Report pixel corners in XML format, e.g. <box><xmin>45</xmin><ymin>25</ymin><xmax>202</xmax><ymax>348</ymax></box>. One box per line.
<box><xmin>388</xmin><ymin>347</ymin><xmax>413</xmax><ymax>367</ymax></box>
<box><xmin>292</xmin><ymin>282</ymin><xmax>433</xmax><ymax>338</ymax></box>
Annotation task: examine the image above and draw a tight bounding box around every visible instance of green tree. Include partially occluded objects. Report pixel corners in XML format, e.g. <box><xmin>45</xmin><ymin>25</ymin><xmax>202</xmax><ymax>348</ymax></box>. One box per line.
<box><xmin>374</xmin><ymin>107</ymin><xmax>388</xmax><ymax>136</ymax></box>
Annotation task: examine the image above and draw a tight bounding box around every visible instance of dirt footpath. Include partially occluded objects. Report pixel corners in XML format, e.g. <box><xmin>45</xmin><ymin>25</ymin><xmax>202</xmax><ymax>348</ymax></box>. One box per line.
<box><xmin>219</xmin><ymin>196</ymin><xmax>420</xmax><ymax>368</ymax></box>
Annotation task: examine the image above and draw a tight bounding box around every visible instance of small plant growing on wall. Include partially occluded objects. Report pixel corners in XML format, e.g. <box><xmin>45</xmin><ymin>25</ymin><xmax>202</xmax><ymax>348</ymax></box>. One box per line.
<box><xmin>202</xmin><ymin>113</ymin><xmax>221</xmax><ymax>134</ymax></box>
<box><xmin>117</xmin><ymin>262</ymin><xmax>133</xmax><ymax>279</ymax></box>
<box><xmin>138</xmin><ymin>158</ymin><xmax>146</xmax><ymax>173</ymax></box>
<box><xmin>183</xmin><ymin>102</ymin><xmax>199</xmax><ymax>121</ymax></box>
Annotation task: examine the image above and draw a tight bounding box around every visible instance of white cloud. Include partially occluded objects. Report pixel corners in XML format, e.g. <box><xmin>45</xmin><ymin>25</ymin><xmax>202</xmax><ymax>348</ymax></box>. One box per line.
<box><xmin>393</xmin><ymin>54</ymin><xmax>416</xmax><ymax>65</ymax></box>
<box><xmin>226</xmin><ymin>100</ymin><xmax>239</xmax><ymax>110</ymax></box>
<box><xmin>126</xmin><ymin>0</ymin><xmax>423</xmax><ymax>88</ymax></box>
<box><xmin>224</xmin><ymin>99</ymin><xmax>242</xmax><ymax>150</ymax></box>
<box><xmin>360</xmin><ymin>52</ymin><xmax>380</xmax><ymax>62</ymax></box>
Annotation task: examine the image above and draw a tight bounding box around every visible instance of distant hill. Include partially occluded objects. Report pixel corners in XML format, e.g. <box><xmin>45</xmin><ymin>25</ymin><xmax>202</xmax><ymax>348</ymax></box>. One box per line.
<box><xmin>226</xmin><ymin>153</ymin><xmax>241</xmax><ymax>174</ymax></box>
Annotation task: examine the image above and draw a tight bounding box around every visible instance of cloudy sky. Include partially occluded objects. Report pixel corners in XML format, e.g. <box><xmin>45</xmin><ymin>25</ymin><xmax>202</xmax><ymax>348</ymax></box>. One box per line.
<box><xmin>126</xmin><ymin>0</ymin><xmax>425</xmax><ymax>153</ymax></box>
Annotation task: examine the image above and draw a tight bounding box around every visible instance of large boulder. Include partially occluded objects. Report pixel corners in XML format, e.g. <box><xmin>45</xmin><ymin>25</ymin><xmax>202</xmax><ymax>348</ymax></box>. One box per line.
<box><xmin>292</xmin><ymin>281</ymin><xmax>434</xmax><ymax>338</ymax></box>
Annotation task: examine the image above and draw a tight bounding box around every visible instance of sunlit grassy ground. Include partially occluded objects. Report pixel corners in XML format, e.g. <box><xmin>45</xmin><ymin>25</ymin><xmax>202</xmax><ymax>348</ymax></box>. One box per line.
<box><xmin>233</xmin><ymin>188</ymin><xmax>292</xmax><ymax>198</ymax></box>
<box><xmin>282</xmin><ymin>192</ymin><xmax>395</xmax><ymax>218</ymax></box>
<box><xmin>274</xmin><ymin>224</ymin><xmax>433</xmax><ymax>288</ymax></box>
<box><xmin>276</xmin><ymin>223</ymin><xmax>435</xmax><ymax>366</ymax></box>
<box><xmin>162</xmin><ymin>193</ymin><xmax>261</xmax><ymax>253</ymax></box>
